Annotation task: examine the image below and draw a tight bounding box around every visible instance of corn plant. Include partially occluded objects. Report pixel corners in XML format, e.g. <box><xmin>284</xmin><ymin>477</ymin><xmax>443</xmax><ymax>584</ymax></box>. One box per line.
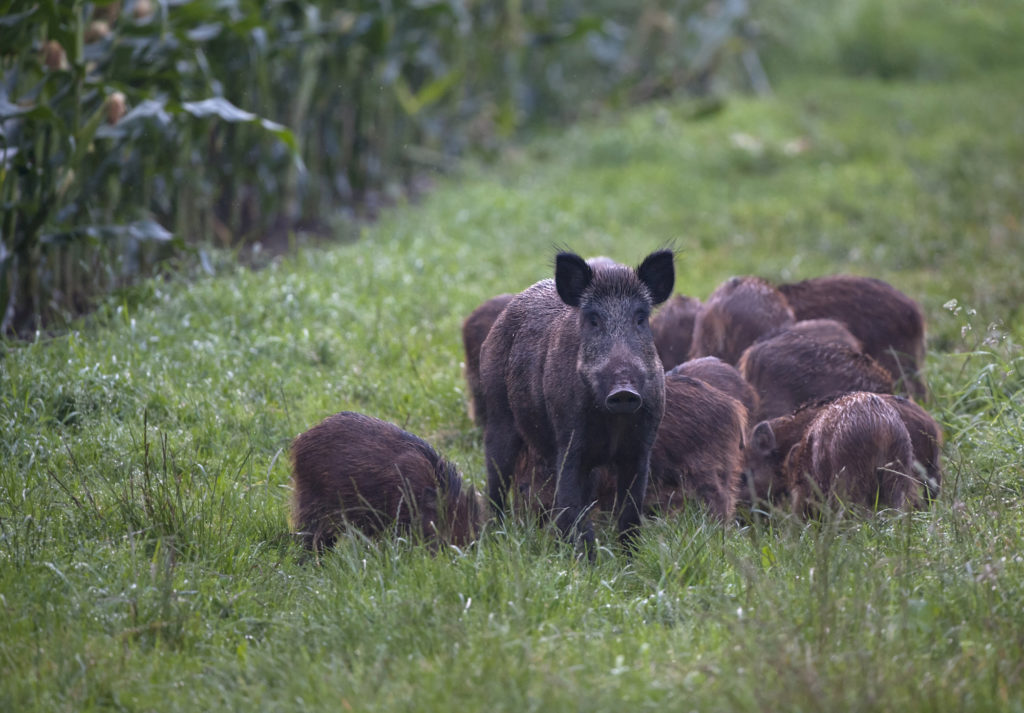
<box><xmin>1</xmin><ymin>0</ymin><xmax>761</xmax><ymax>336</ymax></box>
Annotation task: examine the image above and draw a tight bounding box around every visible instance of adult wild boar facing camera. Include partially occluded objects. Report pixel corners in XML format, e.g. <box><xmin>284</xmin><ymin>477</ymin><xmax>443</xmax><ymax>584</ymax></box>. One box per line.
<box><xmin>479</xmin><ymin>249</ymin><xmax>675</xmax><ymax>558</ymax></box>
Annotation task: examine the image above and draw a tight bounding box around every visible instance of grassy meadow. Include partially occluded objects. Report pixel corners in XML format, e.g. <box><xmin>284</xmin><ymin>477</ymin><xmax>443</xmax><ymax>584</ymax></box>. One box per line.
<box><xmin>3</xmin><ymin>31</ymin><xmax>1024</xmax><ymax>713</ymax></box>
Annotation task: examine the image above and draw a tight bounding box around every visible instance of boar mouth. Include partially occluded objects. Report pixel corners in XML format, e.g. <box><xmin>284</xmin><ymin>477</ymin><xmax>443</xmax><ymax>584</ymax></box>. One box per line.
<box><xmin>605</xmin><ymin>386</ymin><xmax>643</xmax><ymax>414</ymax></box>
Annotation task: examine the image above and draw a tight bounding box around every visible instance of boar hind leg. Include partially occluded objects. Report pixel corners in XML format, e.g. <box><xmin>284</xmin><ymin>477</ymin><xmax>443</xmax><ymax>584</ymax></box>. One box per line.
<box><xmin>484</xmin><ymin>412</ymin><xmax>524</xmax><ymax>517</ymax></box>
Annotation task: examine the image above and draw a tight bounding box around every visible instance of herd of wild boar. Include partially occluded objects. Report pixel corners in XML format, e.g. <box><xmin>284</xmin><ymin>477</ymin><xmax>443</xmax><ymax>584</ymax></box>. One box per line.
<box><xmin>291</xmin><ymin>250</ymin><xmax>943</xmax><ymax>558</ymax></box>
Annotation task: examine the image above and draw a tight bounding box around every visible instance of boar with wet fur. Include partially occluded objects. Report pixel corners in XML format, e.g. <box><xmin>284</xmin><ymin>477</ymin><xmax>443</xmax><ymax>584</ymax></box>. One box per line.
<box><xmin>741</xmin><ymin>404</ymin><xmax>823</xmax><ymax>507</ymax></box>
<box><xmin>763</xmin><ymin>318</ymin><xmax>864</xmax><ymax>352</ymax></box>
<box><xmin>743</xmin><ymin>393</ymin><xmax>918</xmax><ymax>513</ymax></box>
<box><xmin>594</xmin><ymin>374</ymin><xmax>745</xmax><ymax>520</ymax></box>
<box><xmin>777</xmin><ymin>275</ymin><xmax>926</xmax><ymax>397</ymax></box>
<box><xmin>738</xmin><ymin>330</ymin><xmax>894</xmax><ymax>422</ymax></box>
<box><xmin>462</xmin><ymin>259</ymin><xmax>625</xmax><ymax>428</ymax></box>
<box><xmin>479</xmin><ymin>250</ymin><xmax>675</xmax><ymax>555</ymax></box>
<box><xmin>667</xmin><ymin>356</ymin><xmax>758</xmax><ymax>416</ymax></box>
<box><xmin>291</xmin><ymin>412</ymin><xmax>485</xmax><ymax>550</ymax></box>
<box><xmin>690</xmin><ymin>276</ymin><xmax>795</xmax><ymax>364</ymax></box>
<box><xmin>650</xmin><ymin>294</ymin><xmax>702</xmax><ymax>370</ymax></box>
<box><xmin>462</xmin><ymin>293</ymin><xmax>515</xmax><ymax>427</ymax></box>
<box><xmin>783</xmin><ymin>392</ymin><xmax>918</xmax><ymax>513</ymax></box>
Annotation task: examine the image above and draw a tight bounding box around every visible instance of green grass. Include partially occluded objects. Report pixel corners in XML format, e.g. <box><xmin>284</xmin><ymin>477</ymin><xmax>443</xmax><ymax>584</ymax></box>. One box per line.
<box><xmin>3</xmin><ymin>57</ymin><xmax>1024</xmax><ymax>713</ymax></box>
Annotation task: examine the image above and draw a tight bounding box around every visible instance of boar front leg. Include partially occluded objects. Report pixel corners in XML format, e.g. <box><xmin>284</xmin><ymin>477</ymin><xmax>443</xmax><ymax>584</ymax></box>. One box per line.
<box><xmin>552</xmin><ymin>439</ymin><xmax>596</xmax><ymax>560</ymax></box>
<box><xmin>614</xmin><ymin>451</ymin><xmax>651</xmax><ymax>549</ymax></box>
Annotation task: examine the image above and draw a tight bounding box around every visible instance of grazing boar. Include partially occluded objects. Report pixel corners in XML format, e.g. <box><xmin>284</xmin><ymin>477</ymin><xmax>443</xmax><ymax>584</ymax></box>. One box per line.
<box><xmin>880</xmin><ymin>394</ymin><xmax>943</xmax><ymax>502</ymax></box>
<box><xmin>770</xmin><ymin>318</ymin><xmax>864</xmax><ymax>352</ymax></box>
<box><xmin>462</xmin><ymin>293</ymin><xmax>515</xmax><ymax>426</ymax></box>
<box><xmin>737</xmin><ymin>329</ymin><xmax>894</xmax><ymax>422</ymax></box>
<box><xmin>784</xmin><ymin>392</ymin><xmax>918</xmax><ymax>513</ymax></box>
<box><xmin>777</xmin><ymin>275</ymin><xmax>927</xmax><ymax>397</ymax></box>
<box><xmin>596</xmin><ymin>374</ymin><xmax>746</xmax><ymax>521</ymax></box>
<box><xmin>479</xmin><ymin>250</ymin><xmax>675</xmax><ymax>556</ymax></box>
<box><xmin>291</xmin><ymin>412</ymin><xmax>485</xmax><ymax>550</ymax></box>
<box><xmin>690</xmin><ymin>276</ymin><xmax>795</xmax><ymax>364</ymax></box>
<box><xmin>650</xmin><ymin>294</ymin><xmax>702</xmax><ymax>370</ymax></box>
<box><xmin>743</xmin><ymin>393</ymin><xmax>919</xmax><ymax>514</ymax></box>
<box><xmin>740</xmin><ymin>405</ymin><xmax>821</xmax><ymax>507</ymax></box>
<box><xmin>667</xmin><ymin>356</ymin><xmax>758</xmax><ymax>416</ymax></box>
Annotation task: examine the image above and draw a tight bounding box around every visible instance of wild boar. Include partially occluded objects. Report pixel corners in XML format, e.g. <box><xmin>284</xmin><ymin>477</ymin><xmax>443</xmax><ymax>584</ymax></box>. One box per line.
<box><xmin>291</xmin><ymin>412</ymin><xmax>485</xmax><ymax>550</ymax></box>
<box><xmin>737</xmin><ymin>329</ymin><xmax>894</xmax><ymax>422</ymax></box>
<box><xmin>785</xmin><ymin>392</ymin><xmax>918</xmax><ymax>513</ymax></box>
<box><xmin>777</xmin><ymin>275</ymin><xmax>926</xmax><ymax>397</ymax></box>
<box><xmin>766</xmin><ymin>318</ymin><xmax>864</xmax><ymax>352</ymax></box>
<box><xmin>595</xmin><ymin>374</ymin><xmax>746</xmax><ymax>521</ymax></box>
<box><xmin>740</xmin><ymin>404</ymin><xmax>823</xmax><ymax>507</ymax></box>
<box><xmin>462</xmin><ymin>259</ymin><xmax>626</xmax><ymax>427</ymax></box>
<box><xmin>462</xmin><ymin>293</ymin><xmax>515</xmax><ymax>426</ymax></box>
<box><xmin>650</xmin><ymin>294</ymin><xmax>702</xmax><ymax>370</ymax></box>
<box><xmin>509</xmin><ymin>446</ymin><xmax>558</xmax><ymax>521</ymax></box>
<box><xmin>743</xmin><ymin>393</ymin><xmax>919</xmax><ymax>514</ymax></box>
<box><xmin>690</xmin><ymin>276</ymin><xmax>795</xmax><ymax>364</ymax></box>
<box><xmin>479</xmin><ymin>249</ymin><xmax>675</xmax><ymax>556</ymax></box>
<box><xmin>667</xmin><ymin>356</ymin><xmax>758</xmax><ymax>416</ymax></box>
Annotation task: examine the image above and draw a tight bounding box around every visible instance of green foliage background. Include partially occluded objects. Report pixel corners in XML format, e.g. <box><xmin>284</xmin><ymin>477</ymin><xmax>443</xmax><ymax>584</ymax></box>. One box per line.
<box><xmin>3</xmin><ymin>0</ymin><xmax>767</xmax><ymax>335</ymax></box>
<box><xmin>4</xmin><ymin>0</ymin><xmax>1021</xmax><ymax>335</ymax></box>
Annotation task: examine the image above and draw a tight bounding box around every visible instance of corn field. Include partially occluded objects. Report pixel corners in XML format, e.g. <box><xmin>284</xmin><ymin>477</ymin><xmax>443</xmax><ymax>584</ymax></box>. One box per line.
<box><xmin>1</xmin><ymin>0</ymin><xmax>762</xmax><ymax>336</ymax></box>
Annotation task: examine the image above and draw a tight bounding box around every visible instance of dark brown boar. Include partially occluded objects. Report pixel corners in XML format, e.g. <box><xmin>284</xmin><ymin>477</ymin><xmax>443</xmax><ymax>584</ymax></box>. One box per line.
<box><xmin>743</xmin><ymin>392</ymin><xmax>919</xmax><ymax>514</ymax></box>
<box><xmin>879</xmin><ymin>394</ymin><xmax>943</xmax><ymax>502</ymax></box>
<box><xmin>777</xmin><ymin>275</ymin><xmax>926</xmax><ymax>397</ymax></box>
<box><xmin>690</xmin><ymin>276</ymin><xmax>795</xmax><ymax>364</ymax></box>
<box><xmin>462</xmin><ymin>258</ymin><xmax>626</xmax><ymax>428</ymax></box>
<box><xmin>462</xmin><ymin>293</ymin><xmax>515</xmax><ymax>427</ymax></box>
<box><xmin>785</xmin><ymin>392</ymin><xmax>918</xmax><ymax>513</ymax></box>
<box><xmin>595</xmin><ymin>374</ymin><xmax>746</xmax><ymax>521</ymax></box>
<box><xmin>667</xmin><ymin>356</ymin><xmax>758</xmax><ymax>416</ymax></box>
<box><xmin>650</xmin><ymin>294</ymin><xmax>702</xmax><ymax>370</ymax></box>
<box><xmin>291</xmin><ymin>412</ymin><xmax>485</xmax><ymax>550</ymax></box>
<box><xmin>479</xmin><ymin>250</ymin><xmax>675</xmax><ymax>556</ymax></box>
<box><xmin>740</xmin><ymin>404</ymin><xmax>823</xmax><ymax>507</ymax></box>
<box><xmin>767</xmin><ymin>318</ymin><xmax>864</xmax><ymax>352</ymax></box>
<box><xmin>737</xmin><ymin>329</ymin><xmax>894</xmax><ymax>422</ymax></box>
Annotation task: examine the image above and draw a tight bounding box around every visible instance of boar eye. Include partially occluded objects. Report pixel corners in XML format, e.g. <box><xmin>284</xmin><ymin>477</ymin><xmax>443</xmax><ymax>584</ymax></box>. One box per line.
<box><xmin>588</xmin><ymin>314</ymin><xmax>600</xmax><ymax>328</ymax></box>
<box><xmin>635</xmin><ymin>311</ymin><xmax>649</xmax><ymax>327</ymax></box>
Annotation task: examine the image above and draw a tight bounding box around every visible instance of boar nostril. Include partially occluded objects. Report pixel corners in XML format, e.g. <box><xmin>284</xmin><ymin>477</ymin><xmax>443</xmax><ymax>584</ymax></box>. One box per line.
<box><xmin>606</xmin><ymin>387</ymin><xmax>642</xmax><ymax>414</ymax></box>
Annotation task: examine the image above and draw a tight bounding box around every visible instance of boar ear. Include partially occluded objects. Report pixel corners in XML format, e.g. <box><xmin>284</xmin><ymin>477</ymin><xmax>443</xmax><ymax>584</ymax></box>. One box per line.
<box><xmin>555</xmin><ymin>252</ymin><xmax>594</xmax><ymax>307</ymax></box>
<box><xmin>751</xmin><ymin>421</ymin><xmax>776</xmax><ymax>455</ymax></box>
<box><xmin>637</xmin><ymin>250</ymin><xmax>675</xmax><ymax>306</ymax></box>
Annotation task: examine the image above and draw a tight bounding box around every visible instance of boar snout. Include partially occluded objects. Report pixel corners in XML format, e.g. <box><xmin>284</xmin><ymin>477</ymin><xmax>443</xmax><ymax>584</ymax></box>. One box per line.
<box><xmin>606</xmin><ymin>385</ymin><xmax>643</xmax><ymax>414</ymax></box>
